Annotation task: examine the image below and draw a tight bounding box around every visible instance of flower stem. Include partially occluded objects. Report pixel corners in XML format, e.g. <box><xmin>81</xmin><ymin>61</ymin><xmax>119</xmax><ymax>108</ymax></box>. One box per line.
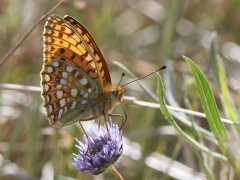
<box><xmin>108</xmin><ymin>165</ymin><xmax>124</xmax><ymax>180</ymax></box>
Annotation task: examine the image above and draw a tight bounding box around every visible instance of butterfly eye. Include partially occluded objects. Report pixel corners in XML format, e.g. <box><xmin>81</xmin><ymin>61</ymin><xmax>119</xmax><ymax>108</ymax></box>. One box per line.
<box><xmin>110</xmin><ymin>90</ymin><xmax>118</xmax><ymax>100</ymax></box>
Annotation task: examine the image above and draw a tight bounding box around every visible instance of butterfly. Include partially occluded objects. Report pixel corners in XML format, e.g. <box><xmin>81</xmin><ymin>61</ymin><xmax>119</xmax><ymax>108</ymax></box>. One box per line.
<box><xmin>40</xmin><ymin>14</ymin><xmax>126</xmax><ymax>127</ymax></box>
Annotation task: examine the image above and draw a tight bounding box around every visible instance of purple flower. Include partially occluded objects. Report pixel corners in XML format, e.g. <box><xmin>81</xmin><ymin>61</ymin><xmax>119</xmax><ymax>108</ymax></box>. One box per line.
<box><xmin>71</xmin><ymin>121</ymin><xmax>123</xmax><ymax>175</ymax></box>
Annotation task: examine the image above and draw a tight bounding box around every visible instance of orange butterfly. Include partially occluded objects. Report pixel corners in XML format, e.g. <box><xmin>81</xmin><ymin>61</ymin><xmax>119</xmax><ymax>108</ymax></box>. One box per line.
<box><xmin>40</xmin><ymin>14</ymin><xmax>125</xmax><ymax>127</ymax></box>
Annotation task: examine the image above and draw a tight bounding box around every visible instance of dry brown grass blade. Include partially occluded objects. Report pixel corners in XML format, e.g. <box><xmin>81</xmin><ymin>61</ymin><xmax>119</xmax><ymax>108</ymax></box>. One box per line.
<box><xmin>0</xmin><ymin>0</ymin><xmax>64</xmax><ymax>67</ymax></box>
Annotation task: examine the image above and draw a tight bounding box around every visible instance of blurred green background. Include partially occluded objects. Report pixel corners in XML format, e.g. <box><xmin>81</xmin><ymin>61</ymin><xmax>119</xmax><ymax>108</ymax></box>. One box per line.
<box><xmin>0</xmin><ymin>0</ymin><xmax>240</xmax><ymax>179</ymax></box>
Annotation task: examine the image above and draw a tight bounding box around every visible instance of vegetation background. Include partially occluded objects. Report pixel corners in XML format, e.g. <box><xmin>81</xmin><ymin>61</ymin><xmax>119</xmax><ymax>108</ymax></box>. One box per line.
<box><xmin>0</xmin><ymin>0</ymin><xmax>240</xmax><ymax>179</ymax></box>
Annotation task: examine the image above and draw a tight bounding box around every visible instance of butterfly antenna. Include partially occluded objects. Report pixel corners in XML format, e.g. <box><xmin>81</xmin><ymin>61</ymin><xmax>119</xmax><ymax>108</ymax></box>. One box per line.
<box><xmin>122</xmin><ymin>65</ymin><xmax>167</xmax><ymax>87</ymax></box>
<box><xmin>117</xmin><ymin>72</ymin><xmax>126</xmax><ymax>89</ymax></box>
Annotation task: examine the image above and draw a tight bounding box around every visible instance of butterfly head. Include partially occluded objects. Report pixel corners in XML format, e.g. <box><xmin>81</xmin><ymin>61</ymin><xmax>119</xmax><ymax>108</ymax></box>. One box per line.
<box><xmin>109</xmin><ymin>86</ymin><xmax>126</xmax><ymax>103</ymax></box>
<box><xmin>109</xmin><ymin>72</ymin><xmax>126</xmax><ymax>102</ymax></box>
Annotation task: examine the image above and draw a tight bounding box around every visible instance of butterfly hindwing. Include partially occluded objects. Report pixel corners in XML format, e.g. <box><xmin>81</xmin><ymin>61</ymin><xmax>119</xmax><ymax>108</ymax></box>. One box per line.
<box><xmin>41</xmin><ymin>59</ymin><xmax>98</xmax><ymax>126</ymax></box>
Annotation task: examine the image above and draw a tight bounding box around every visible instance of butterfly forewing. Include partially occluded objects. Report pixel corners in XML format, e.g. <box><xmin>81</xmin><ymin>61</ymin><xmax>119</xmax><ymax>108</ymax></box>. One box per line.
<box><xmin>63</xmin><ymin>15</ymin><xmax>111</xmax><ymax>87</ymax></box>
<box><xmin>43</xmin><ymin>14</ymin><xmax>109</xmax><ymax>91</ymax></box>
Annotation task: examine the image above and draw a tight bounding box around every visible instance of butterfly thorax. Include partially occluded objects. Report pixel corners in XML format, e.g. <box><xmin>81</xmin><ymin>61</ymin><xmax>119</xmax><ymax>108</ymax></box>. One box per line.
<box><xmin>85</xmin><ymin>85</ymin><xmax>125</xmax><ymax>117</ymax></box>
<box><xmin>75</xmin><ymin>85</ymin><xmax>125</xmax><ymax>122</ymax></box>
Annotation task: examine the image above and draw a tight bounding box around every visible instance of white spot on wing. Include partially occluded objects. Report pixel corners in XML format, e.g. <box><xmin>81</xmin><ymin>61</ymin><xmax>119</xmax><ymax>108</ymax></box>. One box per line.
<box><xmin>58</xmin><ymin>109</ymin><xmax>63</xmax><ymax>119</ymax></box>
<box><xmin>80</xmin><ymin>76</ymin><xmax>88</xmax><ymax>85</ymax></box>
<box><xmin>45</xmin><ymin>95</ymin><xmax>50</xmax><ymax>103</ymax></box>
<box><xmin>81</xmin><ymin>100</ymin><xmax>87</xmax><ymax>104</ymax></box>
<box><xmin>51</xmin><ymin>115</ymin><xmax>54</xmax><ymax>120</ymax></box>
<box><xmin>48</xmin><ymin>105</ymin><xmax>53</xmax><ymax>113</ymax></box>
<box><xmin>52</xmin><ymin>62</ymin><xmax>59</xmax><ymax>67</ymax></box>
<box><xmin>83</xmin><ymin>93</ymin><xmax>89</xmax><ymax>98</ymax></box>
<box><xmin>71</xmin><ymin>101</ymin><xmax>76</xmax><ymax>110</ymax></box>
<box><xmin>56</xmin><ymin>91</ymin><xmax>63</xmax><ymax>99</ymax></box>
<box><xmin>47</xmin><ymin>66</ymin><xmax>53</xmax><ymax>73</ymax></box>
<box><xmin>60</xmin><ymin>99</ymin><xmax>66</xmax><ymax>107</ymax></box>
<box><xmin>66</xmin><ymin>66</ymin><xmax>73</xmax><ymax>72</ymax></box>
<box><xmin>71</xmin><ymin>89</ymin><xmax>77</xmax><ymax>97</ymax></box>
<box><xmin>43</xmin><ymin>84</ymin><xmax>49</xmax><ymax>92</ymax></box>
<box><xmin>56</xmin><ymin>84</ymin><xmax>62</xmax><ymax>89</ymax></box>
<box><xmin>44</xmin><ymin>74</ymin><xmax>50</xmax><ymax>82</ymax></box>
<box><xmin>88</xmin><ymin>88</ymin><xmax>92</xmax><ymax>93</ymax></box>
<box><xmin>60</xmin><ymin>78</ymin><xmax>67</xmax><ymax>85</ymax></box>
<box><xmin>62</xmin><ymin>71</ymin><xmax>68</xmax><ymax>78</ymax></box>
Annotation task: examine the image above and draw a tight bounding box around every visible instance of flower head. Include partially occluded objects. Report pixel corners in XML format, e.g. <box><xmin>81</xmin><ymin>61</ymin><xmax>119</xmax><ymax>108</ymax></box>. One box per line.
<box><xmin>71</xmin><ymin>121</ymin><xmax>123</xmax><ymax>175</ymax></box>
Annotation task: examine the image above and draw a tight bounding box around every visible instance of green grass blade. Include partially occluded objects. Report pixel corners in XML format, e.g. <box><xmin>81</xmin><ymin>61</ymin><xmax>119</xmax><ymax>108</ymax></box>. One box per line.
<box><xmin>218</xmin><ymin>56</ymin><xmax>240</xmax><ymax>124</ymax></box>
<box><xmin>184</xmin><ymin>97</ymin><xmax>213</xmax><ymax>180</ymax></box>
<box><xmin>183</xmin><ymin>56</ymin><xmax>229</xmax><ymax>143</ymax></box>
<box><xmin>156</xmin><ymin>72</ymin><xmax>227</xmax><ymax>162</ymax></box>
<box><xmin>209</xmin><ymin>33</ymin><xmax>220</xmax><ymax>87</ymax></box>
<box><xmin>183</xmin><ymin>56</ymin><xmax>240</xmax><ymax>174</ymax></box>
<box><xmin>209</xmin><ymin>36</ymin><xmax>240</xmax><ymax>125</ymax></box>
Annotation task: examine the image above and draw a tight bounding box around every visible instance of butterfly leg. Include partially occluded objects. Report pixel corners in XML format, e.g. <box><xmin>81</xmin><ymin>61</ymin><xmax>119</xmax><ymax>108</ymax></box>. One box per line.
<box><xmin>97</xmin><ymin>118</ymin><xmax>102</xmax><ymax>129</ymax></box>
<box><xmin>108</xmin><ymin>102</ymin><xmax>127</xmax><ymax>129</ymax></box>
<box><xmin>77</xmin><ymin>116</ymin><xmax>104</xmax><ymax>155</ymax></box>
<box><xmin>103</xmin><ymin>115</ymin><xmax>111</xmax><ymax>139</ymax></box>
<box><xmin>108</xmin><ymin>113</ymin><xmax>124</xmax><ymax>128</ymax></box>
<box><xmin>78</xmin><ymin>121</ymin><xmax>90</xmax><ymax>156</ymax></box>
